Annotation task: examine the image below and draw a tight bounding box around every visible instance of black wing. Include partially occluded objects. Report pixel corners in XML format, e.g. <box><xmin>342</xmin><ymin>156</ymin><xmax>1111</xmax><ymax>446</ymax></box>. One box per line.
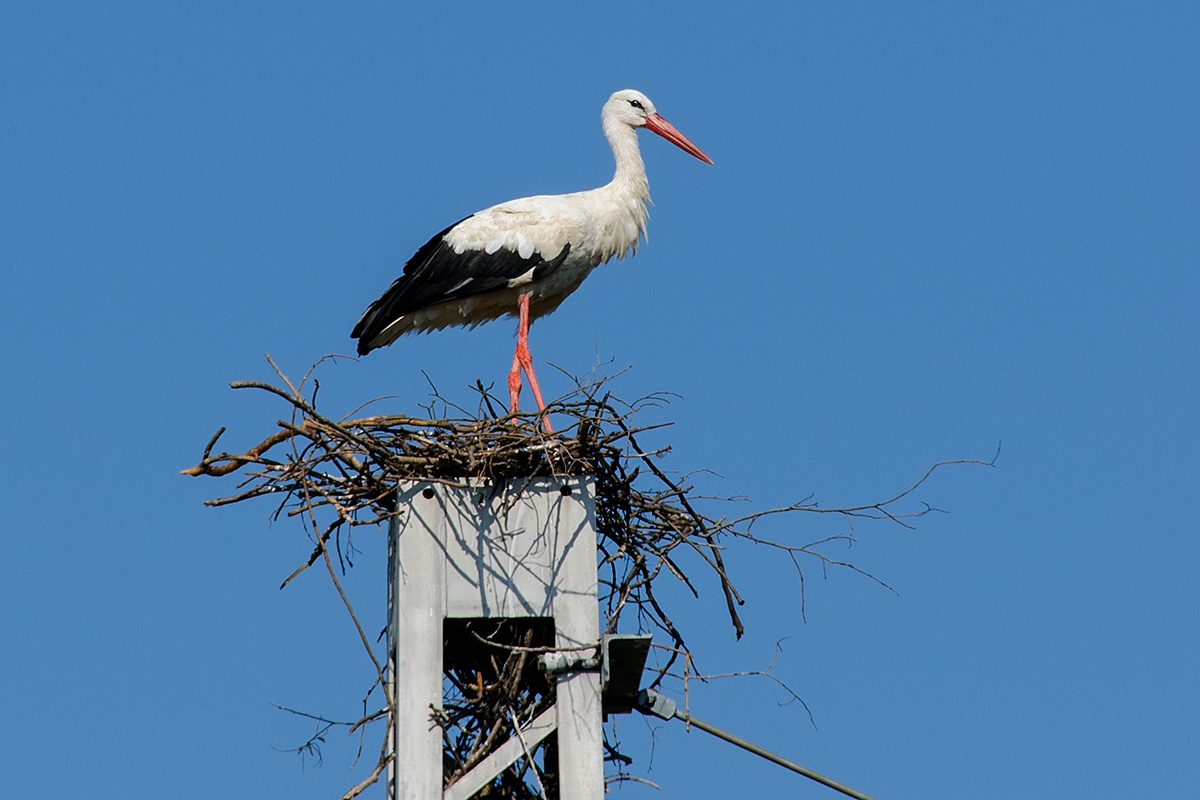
<box><xmin>352</xmin><ymin>217</ymin><xmax>571</xmax><ymax>355</ymax></box>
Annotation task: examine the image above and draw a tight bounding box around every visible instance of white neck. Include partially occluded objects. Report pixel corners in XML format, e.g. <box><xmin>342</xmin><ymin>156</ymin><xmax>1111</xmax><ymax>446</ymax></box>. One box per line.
<box><xmin>603</xmin><ymin>115</ymin><xmax>650</xmax><ymax>201</ymax></box>
<box><xmin>592</xmin><ymin>116</ymin><xmax>651</xmax><ymax>259</ymax></box>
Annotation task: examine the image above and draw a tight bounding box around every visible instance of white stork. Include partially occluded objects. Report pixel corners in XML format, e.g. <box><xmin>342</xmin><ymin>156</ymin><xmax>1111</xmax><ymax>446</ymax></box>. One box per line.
<box><xmin>352</xmin><ymin>89</ymin><xmax>712</xmax><ymax>431</ymax></box>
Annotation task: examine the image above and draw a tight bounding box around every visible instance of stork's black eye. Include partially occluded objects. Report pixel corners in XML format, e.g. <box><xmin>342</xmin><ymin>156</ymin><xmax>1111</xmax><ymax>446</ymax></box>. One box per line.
<box><xmin>629</xmin><ymin>99</ymin><xmax>645</xmax><ymax>110</ymax></box>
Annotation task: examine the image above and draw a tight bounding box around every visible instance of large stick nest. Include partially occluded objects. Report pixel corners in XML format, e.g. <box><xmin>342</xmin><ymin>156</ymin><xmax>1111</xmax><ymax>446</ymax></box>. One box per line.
<box><xmin>185</xmin><ymin>363</ymin><xmax>759</xmax><ymax>646</ymax></box>
<box><xmin>185</xmin><ymin>358</ymin><xmax>988</xmax><ymax>799</ymax></box>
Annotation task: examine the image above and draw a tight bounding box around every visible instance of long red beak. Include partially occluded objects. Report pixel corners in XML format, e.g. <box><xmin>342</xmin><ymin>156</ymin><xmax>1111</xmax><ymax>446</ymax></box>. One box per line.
<box><xmin>643</xmin><ymin>113</ymin><xmax>714</xmax><ymax>164</ymax></box>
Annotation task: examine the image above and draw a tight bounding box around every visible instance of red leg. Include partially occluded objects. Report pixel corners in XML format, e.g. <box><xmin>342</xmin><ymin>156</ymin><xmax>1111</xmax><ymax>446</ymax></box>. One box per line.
<box><xmin>511</xmin><ymin>294</ymin><xmax>553</xmax><ymax>433</ymax></box>
<box><xmin>508</xmin><ymin>348</ymin><xmax>523</xmax><ymax>414</ymax></box>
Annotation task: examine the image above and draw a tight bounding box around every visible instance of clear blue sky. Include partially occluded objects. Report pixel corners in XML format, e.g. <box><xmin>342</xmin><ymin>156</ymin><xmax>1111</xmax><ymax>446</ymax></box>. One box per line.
<box><xmin>2</xmin><ymin>2</ymin><xmax>1197</xmax><ymax>798</ymax></box>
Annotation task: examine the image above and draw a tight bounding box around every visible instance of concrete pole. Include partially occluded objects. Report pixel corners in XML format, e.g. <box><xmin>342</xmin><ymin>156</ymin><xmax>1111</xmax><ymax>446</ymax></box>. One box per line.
<box><xmin>390</xmin><ymin>477</ymin><xmax>603</xmax><ymax>800</ymax></box>
<box><xmin>392</xmin><ymin>483</ymin><xmax>448</xmax><ymax>800</ymax></box>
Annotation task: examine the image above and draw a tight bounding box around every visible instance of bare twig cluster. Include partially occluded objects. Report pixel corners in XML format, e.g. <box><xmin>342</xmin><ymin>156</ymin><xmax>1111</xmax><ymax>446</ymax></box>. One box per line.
<box><xmin>185</xmin><ymin>356</ymin><xmax>992</xmax><ymax>799</ymax></box>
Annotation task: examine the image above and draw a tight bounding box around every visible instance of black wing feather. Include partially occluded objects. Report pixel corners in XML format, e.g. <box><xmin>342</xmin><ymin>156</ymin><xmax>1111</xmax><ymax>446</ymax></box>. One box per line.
<box><xmin>352</xmin><ymin>216</ymin><xmax>571</xmax><ymax>354</ymax></box>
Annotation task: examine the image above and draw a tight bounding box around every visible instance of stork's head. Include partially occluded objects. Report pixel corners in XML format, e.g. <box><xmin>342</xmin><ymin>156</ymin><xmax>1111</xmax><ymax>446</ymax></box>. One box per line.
<box><xmin>605</xmin><ymin>89</ymin><xmax>713</xmax><ymax>164</ymax></box>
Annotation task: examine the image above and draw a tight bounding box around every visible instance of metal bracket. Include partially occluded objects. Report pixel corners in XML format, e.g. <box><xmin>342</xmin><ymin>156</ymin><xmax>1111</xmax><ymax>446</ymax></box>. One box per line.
<box><xmin>635</xmin><ymin>687</ymin><xmax>678</xmax><ymax>720</ymax></box>
<box><xmin>601</xmin><ymin>634</ymin><xmax>652</xmax><ymax>714</ymax></box>
<box><xmin>536</xmin><ymin>633</ymin><xmax>653</xmax><ymax>716</ymax></box>
<box><xmin>538</xmin><ymin>649</ymin><xmax>601</xmax><ymax>676</ymax></box>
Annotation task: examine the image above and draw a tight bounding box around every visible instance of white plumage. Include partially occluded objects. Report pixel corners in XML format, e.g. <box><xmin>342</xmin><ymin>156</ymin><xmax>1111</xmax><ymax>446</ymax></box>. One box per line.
<box><xmin>352</xmin><ymin>89</ymin><xmax>711</xmax><ymax>430</ymax></box>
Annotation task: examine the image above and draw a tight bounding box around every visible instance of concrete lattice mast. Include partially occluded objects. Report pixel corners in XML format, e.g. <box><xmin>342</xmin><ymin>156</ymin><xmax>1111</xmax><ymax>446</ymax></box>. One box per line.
<box><xmin>387</xmin><ymin>476</ymin><xmax>617</xmax><ymax>800</ymax></box>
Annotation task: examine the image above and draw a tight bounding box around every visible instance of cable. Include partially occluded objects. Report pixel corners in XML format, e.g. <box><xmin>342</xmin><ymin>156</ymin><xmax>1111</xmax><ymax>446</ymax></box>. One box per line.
<box><xmin>637</xmin><ymin>689</ymin><xmax>879</xmax><ymax>800</ymax></box>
